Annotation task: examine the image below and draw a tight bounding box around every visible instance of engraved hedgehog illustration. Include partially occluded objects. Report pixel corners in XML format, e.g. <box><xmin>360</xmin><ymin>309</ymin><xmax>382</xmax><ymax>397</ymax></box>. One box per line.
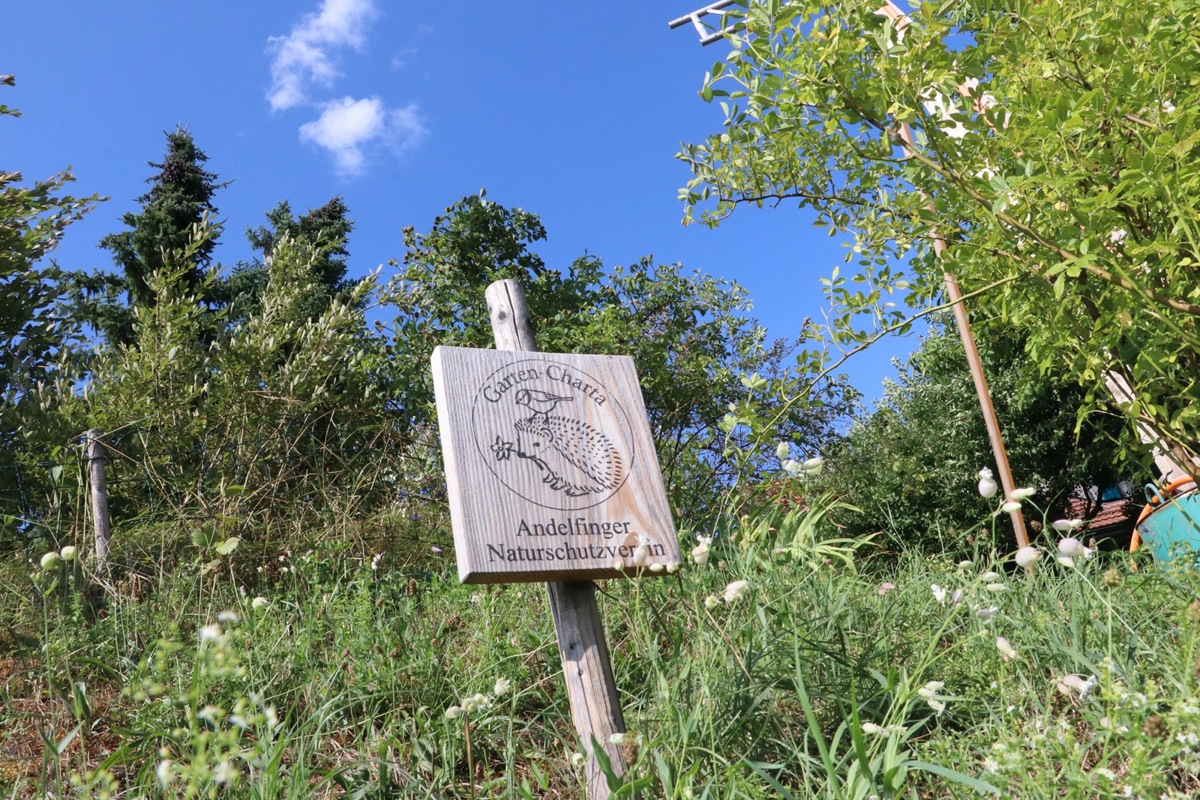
<box><xmin>494</xmin><ymin>389</ymin><xmax>624</xmax><ymax>497</ymax></box>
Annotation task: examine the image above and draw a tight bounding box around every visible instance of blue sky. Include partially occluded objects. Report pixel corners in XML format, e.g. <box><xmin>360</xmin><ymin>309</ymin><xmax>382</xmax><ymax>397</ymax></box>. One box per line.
<box><xmin>4</xmin><ymin>1</ymin><xmax>917</xmax><ymax>400</ymax></box>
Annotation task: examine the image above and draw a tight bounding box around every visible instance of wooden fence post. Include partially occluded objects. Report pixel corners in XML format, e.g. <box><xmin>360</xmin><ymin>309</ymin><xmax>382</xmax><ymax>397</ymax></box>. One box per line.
<box><xmin>485</xmin><ymin>279</ymin><xmax>630</xmax><ymax>798</ymax></box>
<box><xmin>85</xmin><ymin>429</ymin><xmax>112</xmax><ymax>573</ymax></box>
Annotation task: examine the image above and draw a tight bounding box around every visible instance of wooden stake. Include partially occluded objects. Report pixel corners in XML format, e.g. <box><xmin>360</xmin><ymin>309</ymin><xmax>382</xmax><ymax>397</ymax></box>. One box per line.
<box><xmin>941</xmin><ymin>274</ymin><xmax>1030</xmax><ymax>547</ymax></box>
<box><xmin>485</xmin><ymin>279</ymin><xmax>629</xmax><ymax>798</ymax></box>
<box><xmin>888</xmin><ymin>99</ymin><xmax>1030</xmax><ymax>548</ymax></box>
<box><xmin>85</xmin><ymin>429</ymin><xmax>112</xmax><ymax>573</ymax></box>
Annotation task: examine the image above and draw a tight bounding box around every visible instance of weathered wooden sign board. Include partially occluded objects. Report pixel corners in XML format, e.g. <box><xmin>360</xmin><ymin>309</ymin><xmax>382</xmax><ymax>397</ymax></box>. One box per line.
<box><xmin>432</xmin><ymin>346</ymin><xmax>679</xmax><ymax>584</ymax></box>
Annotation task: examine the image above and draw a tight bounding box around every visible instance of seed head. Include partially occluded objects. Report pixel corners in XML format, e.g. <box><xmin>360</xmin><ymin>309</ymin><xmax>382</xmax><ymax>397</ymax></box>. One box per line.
<box><xmin>1142</xmin><ymin>714</ymin><xmax>1168</xmax><ymax>740</ymax></box>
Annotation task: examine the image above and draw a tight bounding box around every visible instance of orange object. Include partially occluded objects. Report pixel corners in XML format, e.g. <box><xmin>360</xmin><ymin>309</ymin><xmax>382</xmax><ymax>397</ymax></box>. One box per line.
<box><xmin>1130</xmin><ymin>477</ymin><xmax>1197</xmax><ymax>552</ymax></box>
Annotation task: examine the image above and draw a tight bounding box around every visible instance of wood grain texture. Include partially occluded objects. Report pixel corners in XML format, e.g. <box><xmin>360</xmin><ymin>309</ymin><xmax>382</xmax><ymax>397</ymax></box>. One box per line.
<box><xmin>484</xmin><ymin>278</ymin><xmax>630</xmax><ymax>798</ymax></box>
<box><xmin>432</xmin><ymin>346</ymin><xmax>679</xmax><ymax>583</ymax></box>
<box><xmin>85</xmin><ymin>429</ymin><xmax>111</xmax><ymax>573</ymax></box>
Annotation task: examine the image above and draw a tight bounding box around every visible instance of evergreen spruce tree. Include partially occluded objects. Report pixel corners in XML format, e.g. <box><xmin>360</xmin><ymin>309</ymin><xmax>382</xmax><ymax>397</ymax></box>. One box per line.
<box><xmin>69</xmin><ymin>127</ymin><xmax>225</xmax><ymax>345</ymax></box>
<box><xmin>219</xmin><ymin>196</ymin><xmax>357</xmax><ymax>324</ymax></box>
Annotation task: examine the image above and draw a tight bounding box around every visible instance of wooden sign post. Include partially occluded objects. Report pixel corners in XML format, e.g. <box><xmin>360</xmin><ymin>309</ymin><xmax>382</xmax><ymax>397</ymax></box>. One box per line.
<box><xmin>431</xmin><ymin>279</ymin><xmax>680</xmax><ymax>797</ymax></box>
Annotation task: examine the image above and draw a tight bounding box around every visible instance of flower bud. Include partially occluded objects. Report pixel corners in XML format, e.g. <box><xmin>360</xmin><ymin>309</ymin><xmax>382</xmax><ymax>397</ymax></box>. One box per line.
<box><xmin>977</xmin><ymin>468</ymin><xmax>998</xmax><ymax>499</ymax></box>
<box><xmin>1015</xmin><ymin>546</ymin><xmax>1040</xmax><ymax>568</ymax></box>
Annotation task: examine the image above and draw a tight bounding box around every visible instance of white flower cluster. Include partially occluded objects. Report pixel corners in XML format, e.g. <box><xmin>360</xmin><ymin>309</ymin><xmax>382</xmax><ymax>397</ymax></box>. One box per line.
<box><xmin>861</xmin><ymin>721</ymin><xmax>907</xmax><ymax>737</ymax></box>
<box><xmin>918</xmin><ymin>680</ymin><xmax>948</xmax><ymax>715</ymax></box>
<box><xmin>705</xmin><ymin>579</ymin><xmax>751</xmax><ymax>610</ymax></box>
<box><xmin>1055</xmin><ymin>536</ymin><xmax>1093</xmax><ymax>567</ymax></box>
<box><xmin>445</xmin><ymin>676</ymin><xmax>514</xmax><ymax>719</ymax></box>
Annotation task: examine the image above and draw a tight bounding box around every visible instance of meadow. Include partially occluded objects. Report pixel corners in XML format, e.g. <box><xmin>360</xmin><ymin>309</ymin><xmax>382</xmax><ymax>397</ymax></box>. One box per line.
<box><xmin>4</xmin><ymin>489</ymin><xmax>1200</xmax><ymax>799</ymax></box>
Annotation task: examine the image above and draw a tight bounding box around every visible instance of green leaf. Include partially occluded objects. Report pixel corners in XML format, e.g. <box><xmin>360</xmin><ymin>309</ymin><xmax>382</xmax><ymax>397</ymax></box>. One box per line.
<box><xmin>191</xmin><ymin>523</ymin><xmax>218</xmax><ymax>549</ymax></box>
<box><xmin>905</xmin><ymin>760</ymin><xmax>1000</xmax><ymax>795</ymax></box>
<box><xmin>215</xmin><ymin>536</ymin><xmax>241</xmax><ymax>556</ymax></box>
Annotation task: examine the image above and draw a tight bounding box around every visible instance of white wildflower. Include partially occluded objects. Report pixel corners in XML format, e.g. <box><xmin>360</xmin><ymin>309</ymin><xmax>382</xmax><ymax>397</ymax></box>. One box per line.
<box><xmin>445</xmin><ymin>705</ymin><xmax>463</xmax><ymax>719</ymax></box>
<box><xmin>1057</xmin><ymin>538</ymin><xmax>1093</xmax><ymax>559</ymax></box>
<box><xmin>802</xmin><ymin>456</ymin><xmax>825</xmax><ymax>476</ymax></box>
<box><xmin>1015</xmin><ymin>546</ymin><xmax>1041</xmax><ymax>568</ymax></box>
<box><xmin>39</xmin><ymin>551</ymin><xmax>61</xmax><ymax>570</ymax></box>
<box><xmin>996</xmin><ymin>636</ymin><xmax>1018</xmax><ymax>661</ymax></box>
<box><xmin>199</xmin><ymin>624</ymin><xmax>224</xmax><ymax>643</ymax></box>
<box><xmin>691</xmin><ymin>536</ymin><xmax>712</xmax><ymax>565</ymax></box>
<box><xmin>917</xmin><ymin>680</ymin><xmax>949</xmax><ymax>715</ymax></box>
<box><xmin>776</xmin><ymin>441</ymin><xmax>791</xmax><ymax>460</ymax></box>
<box><xmin>156</xmin><ymin>760</ymin><xmax>174</xmax><ymax>787</ymax></box>
<box><xmin>217</xmin><ymin>610</ymin><xmax>238</xmax><ymax>624</ymax></box>
<box><xmin>213</xmin><ymin>760</ymin><xmax>235</xmax><ymax>785</ymax></box>
<box><xmin>493</xmin><ymin>677</ymin><xmax>512</xmax><ymax>697</ymax></box>
<box><xmin>918</xmin><ymin>681</ymin><xmax>943</xmax><ymax>699</ymax></box>
<box><xmin>1000</xmin><ymin>500</ymin><xmax>1022</xmax><ymax>514</ymax></box>
<box><xmin>59</xmin><ymin>546</ymin><xmax>77</xmax><ymax>562</ymax></box>
<box><xmin>1009</xmin><ymin>487</ymin><xmax>1036</xmax><ymax>501</ymax></box>
<box><xmin>931</xmin><ymin>584</ymin><xmax>948</xmax><ymax>605</ymax></box>
<box><xmin>723</xmin><ymin>579</ymin><xmax>750</xmax><ymax>604</ymax></box>
<box><xmin>1051</xmin><ymin>519</ymin><xmax>1083</xmax><ymax>532</ymax></box>
<box><xmin>977</xmin><ymin>468</ymin><xmax>998</xmax><ymax>499</ymax></box>
<box><xmin>1058</xmin><ymin>674</ymin><xmax>1097</xmax><ymax>699</ymax></box>
<box><xmin>632</xmin><ymin>535</ymin><xmax>650</xmax><ymax>567</ymax></box>
<box><xmin>704</xmin><ymin>595</ymin><xmax>721</xmax><ymax>610</ymax></box>
<box><xmin>251</xmin><ymin>596</ymin><xmax>271</xmax><ymax>611</ymax></box>
<box><xmin>1109</xmin><ymin>229</ymin><xmax>1128</xmax><ymax>245</ymax></box>
<box><xmin>570</xmin><ymin>752</ymin><xmax>586</xmax><ymax>768</ymax></box>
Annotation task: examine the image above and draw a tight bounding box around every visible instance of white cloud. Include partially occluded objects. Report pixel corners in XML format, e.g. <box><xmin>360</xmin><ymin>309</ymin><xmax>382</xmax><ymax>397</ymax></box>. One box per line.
<box><xmin>299</xmin><ymin>96</ymin><xmax>427</xmax><ymax>175</ymax></box>
<box><xmin>267</xmin><ymin>0</ymin><xmax>379</xmax><ymax>111</ymax></box>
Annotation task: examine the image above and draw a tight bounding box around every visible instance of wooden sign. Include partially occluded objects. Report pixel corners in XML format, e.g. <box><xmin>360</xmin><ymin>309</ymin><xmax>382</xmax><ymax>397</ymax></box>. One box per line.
<box><xmin>432</xmin><ymin>346</ymin><xmax>679</xmax><ymax>583</ymax></box>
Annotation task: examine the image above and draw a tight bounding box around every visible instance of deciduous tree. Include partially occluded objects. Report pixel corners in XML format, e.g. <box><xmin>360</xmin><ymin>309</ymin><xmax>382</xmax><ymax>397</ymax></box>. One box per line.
<box><xmin>1</xmin><ymin>76</ymin><xmax>99</xmax><ymax>539</ymax></box>
<box><xmin>680</xmin><ymin>0</ymin><xmax>1200</xmax><ymax>470</ymax></box>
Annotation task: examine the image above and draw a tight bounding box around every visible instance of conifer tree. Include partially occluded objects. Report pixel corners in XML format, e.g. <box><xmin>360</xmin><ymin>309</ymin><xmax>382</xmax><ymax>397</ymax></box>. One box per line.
<box><xmin>69</xmin><ymin>128</ymin><xmax>226</xmax><ymax>345</ymax></box>
<box><xmin>219</xmin><ymin>196</ymin><xmax>357</xmax><ymax>324</ymax></box>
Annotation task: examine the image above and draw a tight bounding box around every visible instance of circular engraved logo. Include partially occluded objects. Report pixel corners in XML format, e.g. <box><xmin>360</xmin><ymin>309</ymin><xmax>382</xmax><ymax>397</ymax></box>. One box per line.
<box><xmin>471</xmin><ymin>357</ymin><xmax>635</xmax><ymax>511</ymax></box>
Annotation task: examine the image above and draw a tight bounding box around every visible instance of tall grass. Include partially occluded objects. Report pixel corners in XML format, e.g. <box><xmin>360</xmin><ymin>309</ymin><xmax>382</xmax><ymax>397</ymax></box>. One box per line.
<box><xmin>4</xmin><ymin>501</ymin><xmax>1200</xmax><ymax>798</ymax></box>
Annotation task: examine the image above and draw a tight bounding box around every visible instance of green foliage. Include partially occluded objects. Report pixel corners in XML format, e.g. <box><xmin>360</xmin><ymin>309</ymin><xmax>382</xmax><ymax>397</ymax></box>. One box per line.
<box><xmin>11</xmin><ymin>487</ymin><xmax>1200</xmax><ymax>798</ymax></box>
<box><xmin>0</xmin><ymin>77</ymin><xmax>100</xmax><ymax>541</ymax></box>
<box><xmin>680</xmin><ymin>0</ymin><xmax>1200</xmax><ymax>469</ymax></box>
<box><xmin>384</xmin><ymin>192</ymin><xmax>854</xmax><ymax>524</ymax></box>
<box><xmin>69</xmin><ymin>128</ymin><xmax>227</xmax><ymax>346</ymax></box>
<box><xmin>63</xmin><ymin>220</ymin><xmax>397</xmax><ymax>539</ymax></box>
<box><xmin>216</xmin><ymin>196</ymin><xmax>360</xmax><ymax>324</ymax></box>
<box><xmin>820</xmin><ymin>322</ymin><xmax>1131</xmax><ymax>552</ymax></box>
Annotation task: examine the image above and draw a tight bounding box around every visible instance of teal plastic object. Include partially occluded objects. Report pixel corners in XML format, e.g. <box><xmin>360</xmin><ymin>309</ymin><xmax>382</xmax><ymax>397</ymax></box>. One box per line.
<box><xmin>1136</xmin><ymin>484</ymin><xmax>1200</xmax><ymax>563</ymax></box>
